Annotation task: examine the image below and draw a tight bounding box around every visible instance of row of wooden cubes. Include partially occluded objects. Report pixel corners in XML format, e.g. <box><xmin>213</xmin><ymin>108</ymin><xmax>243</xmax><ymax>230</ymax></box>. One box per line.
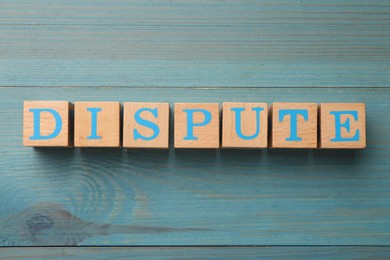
<box><xmin>23</xmin><ymin>101</ymin><xmax>366</xmax><ymax>149</ymax></box>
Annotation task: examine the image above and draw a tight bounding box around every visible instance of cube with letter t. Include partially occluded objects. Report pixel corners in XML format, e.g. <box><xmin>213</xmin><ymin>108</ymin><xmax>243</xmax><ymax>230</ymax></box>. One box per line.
<box><xmin>320</xmin><ymin>103</ymin><xmax>366</xmax><ymax>148</ymax></box>
<box><xmin>74</xmin><ymin>102</ymin><xmax>121</xmax><ymax>147</ymax></box>
<box><xmin>23</xmin><ymin>101</ymin><xmax>72</xmax><ymax>147</ymax></box>
<box><xmin>174</xmin><ymin>103</ymin><xmax>220</xmax><ymax>148</ymax></box>
<box><xmin>271</xmin><ymin>102</ymin><xmax>318</xmax><ymax>148</ymax></box>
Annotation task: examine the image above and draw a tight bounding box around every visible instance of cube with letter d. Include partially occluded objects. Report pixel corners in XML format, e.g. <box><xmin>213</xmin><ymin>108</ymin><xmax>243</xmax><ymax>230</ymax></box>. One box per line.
<box><xmin>74</xmin><ymin>102</ymin><xmax>121</xmax><ymax>147</ymax></box>
<box><xmin>320</xmin><ymin>103</ymin><xmax>366</xmax><ymax>149</ymax></box>
<box><xmin>174</xmin><ymin>103</ymin><xmax>220</xmax><ymax>148</ymax></box>
<box><xmin>23</xmin><ymin>101</ymin><xmax>72</xmax><ymax>147</ymax></box>
<box><xmin>123</xmin><ymin>102</ymin><xmax>169</xmax><ymax>148</ymax></box>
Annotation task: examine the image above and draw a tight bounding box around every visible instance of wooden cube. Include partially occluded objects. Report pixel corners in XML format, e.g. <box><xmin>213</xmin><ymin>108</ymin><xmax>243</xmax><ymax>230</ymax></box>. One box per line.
<box><xmin>271</xmin><ymin>102</ymin><xmax>318</xmax><ymax>148</ymax></box>
<box><xmin>74</xmin><ymin>102</ymin><xmax>121</xmax><ymax>147</ymax></box>
<box><xmin>23</xmin><ymin>101</ymin><xmax>72</xmax><ymax>147</ymax></box>
<box><xmin>174</xmin><ymin>103</ymin><xmax>219</xmax><ymax>148</ymax></box>
<box><xmin>320</xmin><ymin>103</ymin><xmax>366</xmax><ymax>149</ymax></box>
<box><xmin>222</xmin><ymin>102</ymin><xmax>268</xmax><ymax>148</ymax></box>
<box><xmin>123</xmin><ymin>102</ymin><xmax>169</xmax><ymax>148</ymax></box>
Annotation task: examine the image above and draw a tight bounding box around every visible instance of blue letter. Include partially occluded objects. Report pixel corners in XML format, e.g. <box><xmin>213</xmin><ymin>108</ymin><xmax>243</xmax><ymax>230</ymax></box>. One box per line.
<box><xmin>87</xmin><ymin>108</ymin><xmax>102</xmax><ymax>139</ymax></box>
<box><xmin>183</xmin><ymin>109</ymin><xmax>212</xmax><ymax>140</ymax></box>
<box><xmin>29</xmin><ymin>108</ymin><xmax>62</xmax><ymax>140</ymax></box>
<box><xmin>231</xmin><ymin>107</ymin><xmax>264</xmax><ymax>140</ymax></box>
<box><xmin>133</xmin><ymin>108</ymin><xmax>160</xmax><ymax>141</ymax></box>
<box><xmin>330</xmin><ymin>110</ymin><xmax>359</xmax><ymax>142</ymax></box>
<box><xmin>279</xmin><ymin>109</ymin><xmax>308</xmax><ymax>141</ymax></box>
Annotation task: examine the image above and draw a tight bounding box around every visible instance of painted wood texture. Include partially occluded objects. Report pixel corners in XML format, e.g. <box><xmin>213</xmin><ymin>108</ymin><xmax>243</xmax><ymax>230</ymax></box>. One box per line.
<box><xmin>1</xmin><ymin>247</ymin><xmax>390</xmax><ymax>259</ymax></box>
<box><xmin>0</xmin><ymin>87</ymin><xmax>389</xmax><ymax>246</ymax></box>
<box><xmin>1</xmin><ymin>0</ymin><xmax>390</xmax><ymax>256</ymax></box>
<box><xmin>1</xmin><ymin>0</ymin><xmax>390</xmax><ymax>87</ymax></box>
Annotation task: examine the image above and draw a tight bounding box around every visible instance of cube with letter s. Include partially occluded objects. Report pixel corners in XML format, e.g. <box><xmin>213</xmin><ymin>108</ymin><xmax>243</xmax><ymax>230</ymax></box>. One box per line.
<box><xmin>123</xmin><ymin>102</ymin><xmax>169</xmax><ymax>148</ymax></box>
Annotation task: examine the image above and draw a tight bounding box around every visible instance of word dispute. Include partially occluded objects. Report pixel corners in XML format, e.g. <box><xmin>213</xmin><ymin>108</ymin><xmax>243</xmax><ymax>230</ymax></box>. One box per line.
<box><xmin>23</xmin><ymin>101</ymin><xmax>366</xmax><ymax>149</ymax></box>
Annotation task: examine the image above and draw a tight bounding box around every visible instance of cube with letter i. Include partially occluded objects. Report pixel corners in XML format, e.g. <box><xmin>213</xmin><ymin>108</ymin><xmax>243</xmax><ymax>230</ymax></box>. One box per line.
<box><xmin>222</xmin><ymin>102</ymin><xmax>268</xmax><ymax>148</ymax></box>
<box><xmin>123</xmin><ymin>102</ymin><xmax>169</xmax><ymax>148</ymax></box>
<box><xmin>74</xmin><ymin>102</ymin><xmax>121</xmax><ymax>147</ymax></box>
<box><xmin>23</xmin><ymin>101</ymin><xmax>72</xmax><ymax>147</ymax></box>
<box><xmin>271</xmin><ymin>102</ymin><xmax>318</xmax><ymax>148</ymax></box>
<box><xmin>320</xmin><ymin>103</ymin><xmax>366</xmax><ymax>148</ymax></box>
<box><xmin>174</xmin><ymin>103</ymin><xmax>220</xmax><ymax>148</ymax></box>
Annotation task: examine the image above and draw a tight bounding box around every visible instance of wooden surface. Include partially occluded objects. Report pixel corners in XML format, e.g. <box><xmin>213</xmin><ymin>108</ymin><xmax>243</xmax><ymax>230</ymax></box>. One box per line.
<box><xmin>2</xmin><ymin>247</ymin><xmax>390</xmax><ymax>259</ymax></box>
<box><xmin>1</xmin><ymin>0</ymin><xmax>390</xmax><ymax>257</ymax></box>
<box><xmin>1</xmin><ymin>87</ymin><xmax>390</xmax><ymax>246</ymax></box>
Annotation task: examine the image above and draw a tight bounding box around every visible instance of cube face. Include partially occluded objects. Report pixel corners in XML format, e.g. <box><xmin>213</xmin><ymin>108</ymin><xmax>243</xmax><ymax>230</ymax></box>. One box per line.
<box><xmin>272</xmin><ymin>103</ymin><xmax>318</xmax><ymax>148</ymax></box>
<box><xmin>320</xmin><ymin>103</ymin><xmax>366</xmax><ymax>149</ymax></box>
<box><xmin>222</xmin><ymin>102</ymin><xmax>268</xmax><ymax>148</ymax></box>
<box><xmin>123</xmin><ymin>102</ymin><xmax>169</xmax><ymax>148</ymax></box>
<box><xmin>23</xmin><ymin>101</ymin><xmax>72</xmax><ymax>147</ymax></box>
<box><xmin>74</xmin><ymin>102</ymin><xmax>120</xmax><ymax>147</ymax></box>
<box><xmin>174</xmin><ymin>103</ymin><xmax>220</xmax><ymax>148</ymax></box>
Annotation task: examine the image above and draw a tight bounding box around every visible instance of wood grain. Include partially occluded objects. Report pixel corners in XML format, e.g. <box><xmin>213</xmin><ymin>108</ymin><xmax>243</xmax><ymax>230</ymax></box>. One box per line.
<box><xmin>0</xmin><ymin>87</ymin><xmax>389</xmax><ymax>246</ymax></box>
<box><xmin>1</xmin><ymin>247</ymin><xmax>390</xmax><ymax>259</ymax></box>
<box><xmin>0</xmin><ymin>0</ymin><xmax>390</xmax><ymax>87</ymax></box>
<box><xmin>1</xmin><ymin>0</ymin><xmax>390</xmax><ymax>253</ymax></box>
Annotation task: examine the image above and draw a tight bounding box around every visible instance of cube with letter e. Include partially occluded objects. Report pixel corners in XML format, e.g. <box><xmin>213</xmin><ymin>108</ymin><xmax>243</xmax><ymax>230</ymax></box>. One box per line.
<box><xmin>320</xmin><ymin>103</ymin><xmax>366</xmax><ymax>149</ymax></box>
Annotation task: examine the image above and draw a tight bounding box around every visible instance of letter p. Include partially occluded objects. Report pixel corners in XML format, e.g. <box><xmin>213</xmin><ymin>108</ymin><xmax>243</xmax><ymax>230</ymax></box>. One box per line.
<box><xmin>183</xmin><ymin>109</ymin><xmax>212</xmax><ymax>140</ymax></box>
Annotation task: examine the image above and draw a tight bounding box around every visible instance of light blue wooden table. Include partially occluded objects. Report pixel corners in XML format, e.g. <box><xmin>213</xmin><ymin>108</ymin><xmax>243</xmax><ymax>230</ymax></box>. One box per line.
<box><xmin>1</xmin><ymin>0</ymin><xmax>390</xmax><ymax>258</ymax></box>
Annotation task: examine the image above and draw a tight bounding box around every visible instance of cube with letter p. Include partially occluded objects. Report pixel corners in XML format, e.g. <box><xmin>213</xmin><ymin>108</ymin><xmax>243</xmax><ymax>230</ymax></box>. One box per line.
<box><xmin>320</xmin><ymin>103</ymin><xmax>366</xmax><ymax>148</ymax></box>
<box><xmin>23</xmin><ymin>101</ymin><xmax>72</xmax><ymax>147</ymax></box>
<box><xmin>174</xmin><ymin>103</ymin><xmax>219</xmax><ymax>148</ymax></box>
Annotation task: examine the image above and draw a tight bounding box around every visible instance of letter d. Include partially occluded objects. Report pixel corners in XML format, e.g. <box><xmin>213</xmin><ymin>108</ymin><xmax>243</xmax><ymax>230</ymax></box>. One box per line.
<box><xmin>29</xmin><ymin>108</ymin><xmax>63</xmax><ymax>140</ymax></box>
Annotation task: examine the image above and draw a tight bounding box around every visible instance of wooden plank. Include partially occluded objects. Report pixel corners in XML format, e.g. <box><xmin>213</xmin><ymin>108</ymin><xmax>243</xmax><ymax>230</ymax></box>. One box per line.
<box><xmin>0</xmin><ymin>87</ymin><xmax>389</xmax><ymax>246</ymax></box>
<box><xmin>1</xmin><ymin>247</ymin><xmax>390</xmax><ymax>259</ymax></box>
<box><xmin>1</xmin><ymin>0</ymin><xmax>390</xmax><ymax>87</ymax></box>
